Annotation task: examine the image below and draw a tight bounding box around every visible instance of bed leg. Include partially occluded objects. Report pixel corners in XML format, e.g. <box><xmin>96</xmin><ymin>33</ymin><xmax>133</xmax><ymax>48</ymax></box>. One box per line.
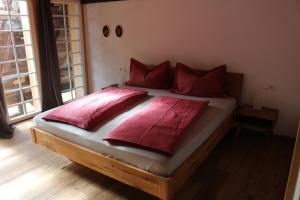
<box><xmin>31</xmin><ymin>128</ymin><xmax>37</xmax><ymax>143</ymax></box>
<box><xmin>159</xmin><ymin>179</ymin><xmax>173</xmax><ymax>200</ymax></box>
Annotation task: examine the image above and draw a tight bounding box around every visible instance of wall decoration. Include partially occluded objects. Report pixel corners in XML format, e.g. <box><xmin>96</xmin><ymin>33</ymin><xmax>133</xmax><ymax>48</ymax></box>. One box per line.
<box><xmin>103</xmin><ymin>25</ymin><xmax>110</xmax><ymax>37</ymax></box>
<box><xmin>115</xmin><ymin>25</ymin><xmax>123</xmax><ymax>38</ymax></box>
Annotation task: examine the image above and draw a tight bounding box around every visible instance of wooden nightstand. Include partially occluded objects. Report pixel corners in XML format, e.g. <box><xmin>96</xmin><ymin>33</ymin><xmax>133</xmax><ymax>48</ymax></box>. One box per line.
<box><xmin>235</xmin><ymin>105</ymin><xmax>279</xmax><ymax>139</ymax></box>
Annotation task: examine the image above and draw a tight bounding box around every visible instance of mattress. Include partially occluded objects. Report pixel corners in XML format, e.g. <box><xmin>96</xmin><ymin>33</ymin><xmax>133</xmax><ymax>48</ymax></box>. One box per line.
<box><xmin>33</xmin><ymin>87</ymin><xmax>236</xmax><ymax>176</ymax></box>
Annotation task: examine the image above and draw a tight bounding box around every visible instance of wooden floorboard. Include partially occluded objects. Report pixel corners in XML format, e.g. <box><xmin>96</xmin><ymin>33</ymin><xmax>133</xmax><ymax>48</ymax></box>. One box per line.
<box><xmin>0</xmin><ymin>121</ymin><xmax>294</xmax><ymax>200</ymax></box>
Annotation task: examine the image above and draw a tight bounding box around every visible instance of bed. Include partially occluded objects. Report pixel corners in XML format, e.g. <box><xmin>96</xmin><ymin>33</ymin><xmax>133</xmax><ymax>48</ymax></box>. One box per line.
<box><xmin>31</xmin><ymin>70</ymin><xmax>243</xmax><ymax>200</ymax></box>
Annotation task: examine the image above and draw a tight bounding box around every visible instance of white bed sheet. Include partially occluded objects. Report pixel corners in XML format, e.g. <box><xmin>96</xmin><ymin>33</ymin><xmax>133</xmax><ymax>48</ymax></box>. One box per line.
<box><xmin>33</xmin><ymin>87</ymin><xmax>236</xmax><ymax>176</ymax></box>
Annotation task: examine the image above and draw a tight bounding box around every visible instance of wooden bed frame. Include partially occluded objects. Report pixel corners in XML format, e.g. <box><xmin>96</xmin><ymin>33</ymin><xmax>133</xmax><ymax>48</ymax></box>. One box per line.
<box><xmin>31</xmin><ymin>70</ymin><xmax>243</xmax><ymax>200</ymax></box>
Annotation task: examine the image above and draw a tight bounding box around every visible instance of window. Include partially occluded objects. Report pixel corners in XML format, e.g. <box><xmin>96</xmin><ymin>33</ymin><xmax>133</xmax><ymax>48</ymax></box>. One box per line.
<box><xmin>51</xmin><ymin>3</ymin><xmax>86</xmax><ymax>103</ymax></box>
<box><xmin>0</xmin><ymin>0</ymin><xmax>40</xmax><ymax>122</ymax></box>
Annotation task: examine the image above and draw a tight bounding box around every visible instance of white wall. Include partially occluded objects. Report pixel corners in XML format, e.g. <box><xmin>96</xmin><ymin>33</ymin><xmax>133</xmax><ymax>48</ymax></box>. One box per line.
<box><xmin>83</xmin><ymin>0</ymin><xmax>300</xmax><ymax>137</ymax></box>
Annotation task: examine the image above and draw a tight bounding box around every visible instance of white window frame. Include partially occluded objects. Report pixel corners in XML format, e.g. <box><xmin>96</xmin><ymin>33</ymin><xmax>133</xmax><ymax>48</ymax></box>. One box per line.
<box><xmin>0</xmin><ymin>0</ymin><xmax>41</xmax><ymax>124</ymax></box>
<box><xmin>51</xmin><ymin>1</ymin><xmax>87</xmax><ymax>103</ymax></box>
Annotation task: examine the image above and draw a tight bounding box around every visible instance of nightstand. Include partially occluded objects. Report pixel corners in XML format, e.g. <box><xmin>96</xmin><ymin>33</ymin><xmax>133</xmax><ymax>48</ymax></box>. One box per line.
<box><xmin>235</xmin><ymin>105</ymin><xmax>279</xmax><ymax>139</ymax></box>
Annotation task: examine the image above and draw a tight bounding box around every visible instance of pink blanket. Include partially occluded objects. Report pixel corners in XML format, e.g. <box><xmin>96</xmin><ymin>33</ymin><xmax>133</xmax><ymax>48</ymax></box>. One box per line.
<box><xmin>104</xmin><ymin>96</ymin><xmax>209</xmax><ymax>156</ymax></box>
<box><xmin>43</xmin><ymin>87</ymin><xmax>148</xmax><ymax>130</ymax></box>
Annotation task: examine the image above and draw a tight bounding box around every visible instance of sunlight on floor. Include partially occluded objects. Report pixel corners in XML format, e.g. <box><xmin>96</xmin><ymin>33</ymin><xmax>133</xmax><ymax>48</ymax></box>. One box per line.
<box><xmin>0</xmin><ymin>148</ymin><xmax>15</xmax><ymax>160</ymax></box>
<box><xmin>0</xmin><ymin>171</ymin><xmax>49</xmax><ymax>199</ymax></box>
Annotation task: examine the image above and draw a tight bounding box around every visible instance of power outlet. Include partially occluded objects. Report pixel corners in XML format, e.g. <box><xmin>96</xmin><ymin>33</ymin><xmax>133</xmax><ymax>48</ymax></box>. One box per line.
<box><xmin>119</xmin><ymin>67</ymin><xmax>127</xmax><ymax>72</ymax></box>
<box><xmin>263</xmin><ymin>84</ymin><xmax>274</xmax><ymax>91</ymax></box>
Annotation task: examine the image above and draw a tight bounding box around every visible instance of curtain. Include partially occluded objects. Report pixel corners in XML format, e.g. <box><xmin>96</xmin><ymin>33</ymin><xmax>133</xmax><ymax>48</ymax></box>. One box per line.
<box><xmin>37</xmin><ymin>0</ymin><xmax>63</xmax><ymax>111</ymax></box>
<box><xmin>0</xmin><ymin>78</ymin><xmax>13</xmax><ymax>139</ymax></box>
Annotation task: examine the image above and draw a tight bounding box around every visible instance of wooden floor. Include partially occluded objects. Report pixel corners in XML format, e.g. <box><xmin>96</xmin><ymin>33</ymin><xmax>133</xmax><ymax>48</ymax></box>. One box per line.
<box><xmin>0</xmin><ymin>121</ymin><xmax>294</xmax><ymax>200</ymax></box>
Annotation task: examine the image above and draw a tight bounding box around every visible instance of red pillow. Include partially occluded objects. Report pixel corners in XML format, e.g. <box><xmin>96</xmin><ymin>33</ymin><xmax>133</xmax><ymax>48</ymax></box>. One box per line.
<box><xmin>173</xmin><ymin>63</ymin><xmax>227</xmax><ymax>97</ymax></box>
<box><xmin>126</xmin><ymin>58</ymin><xmax>171</xmax><ymax>89</ymax></box>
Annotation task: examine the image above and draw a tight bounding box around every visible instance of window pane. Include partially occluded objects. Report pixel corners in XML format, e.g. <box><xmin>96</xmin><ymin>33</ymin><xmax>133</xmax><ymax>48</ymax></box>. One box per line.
<box><xmin>56</xmin><ymin>42</ymin><xmax>67</xmax><ymax>53</ymax></box>
<box><xmin>10</xmin><ymin>15</ymin><xmax>30</xmax><ymax>31</ymax></box>
<box><xmin>68</xmin><ymin>29</ymin><xmax>79</xmax><ymax>40</ymax></box>
<box><xmin>15</xmin><ymin>45</ymin><xmax>26</xmax><ymax>59</ymax></box>
<box><xmin>67</xmin><ymin>16</ymin><xmax>78</xmax><ymax>29</ymax></box>
<box><xmin>66</xmin><ymin>4</ymin><xmax>78</xmax><ymax>16</ymax></box>
<box><xmin>19</xmin><ymin>74</ymin><xmax>29</xmax><ymax>87</ymax></box>
<box><xmin>5</xmin><ymin>90</ymin><xmax>22</xmax><ymax>105</ymax></box>
<box><xmin>0</xmin><ymin>62</ymin><xmax>17</xmax><ymax>76</ymax></box>
<box><xmin>58</xmin><ymin>58</ymin><xmax>67</xmax><ymax>67</ymax></box>
<box><xmin>10</xmin><ymin>17</ymin><xmax>21</xmax><ymax>30</ymax></box>
<box><xmin>51</xmin><ymin>4</ymin><xmax>64</xmax><ymax>15</ymax></box>
<box><xmin>69</xmin><ymin>41</ymin><xmax>80</xmax><ymax>52</ymax></box>
<box><xmin>13</xmin><ymin>31</ymin><xmax>31</xmax><ymax>45</ymax></box>
<box><xmin>18</xmin><ymin>59</ymin><xmax>35</xmax><ymax>74</ymax></box>
<box><xmin>20</xmin><ymin>74</ymin><xmax>36</xmax><ymax>87</ymax></box>
<box><xmin>8</xmin><ymin>0</ymin><xmax>28</xmax><ymax>15</ymax></box>
<box><xmin>22</xmin><ymin>86</ymin><xmax>38</xmax><ymax>101</ymax></box>
<box><xmin>16</xmin><ymin>45</ymin><xmax>33</xmax><ymax>59</ymax></box>
<box><xmin>62</xmin><ymin>91</ymin><xmax>72</xmax><ymax>102</ymax></box>
<box><xmin>22</xmin><ymin>87</ymin><xmax>31</xmax><ymax>101</ymax></box>
<box><xmin>58</xmin><ymin>51</ymin><xmax>67</xmax><ymax>67</ymax></box>
<box><xmin>0</xmin><ymin>1</ymin><xmax>9</xmax><ymax>13</ymax></box>
<box><xmin>0</xmin><ymin>16</ymin><xmax>10</xmax><ymax>30</ymax></box>
<box><xmin>60</xmin><ymin>67</ymin><xmax>68</xmax><ymax>77</ymax></box>
<box><xmin>70</xmin><ymin>64</ymin><xmax>82</xmax><ymax>76</ymax></box>
<box><xmin>8</xmin><ymin>104</ymin><xmax>24</xmax><ymax>118</ymax></box>
<box><xmin>54</xmin><ymin>29</ymin><xmax>65</xmax><ymax>41</ymax></box>
<box><xmin>71</xmin><ymin>76</ymin><xmax>83</xmax><ymax>88</ymax></box>
<box><xmin>70</xmin><ymin>53</ymin><xmax>81</xmax><ymax>65</ymax></box>
<box><xmin>61</xmin><ymin>76</ymin><xmax>70</xmax><ymax>91</ymax></box>
<box><xmin>0</xmin><ymin>31</ymin><xmax>12</xmax><ymax>46</ymax></box>
<box><xmin>25</xmin><ymin>99</ymin><xmax>40</xmax><ymax>114</ymax></box>
<box><xmin>58</xmin><ymin>50</ymin><xmax>67</xmax><ymax>59</ymax></box>
<box><xmin>0</xmin><ymin>47</ymin><xmax>15</xmax><ymax>62</ymax></box>
<box><xmin>53</xmin><ymin>17</ymin><xmax>64</xmax><ymax>29</ymax></box>
<box><xmin>73</xmin><ymin>87</ymin><xmax>84</xmax><ymax>99</ymax></box>
<box><xmin>2</xmin><ymin>77</ymin><xmax>19</xmax><ymax>90</ymax></box>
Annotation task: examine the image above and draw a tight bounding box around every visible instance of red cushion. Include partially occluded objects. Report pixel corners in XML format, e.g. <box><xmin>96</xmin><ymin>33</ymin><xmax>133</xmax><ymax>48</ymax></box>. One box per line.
<box><xmin>126</xmin><ymin>58</ymin><xmax>171</xmax><ymax>89</ymax></box>
<box><xmin>173</xmin><ymin>63</ymin><xmax>227</xmax><ymax>97</ymax></box>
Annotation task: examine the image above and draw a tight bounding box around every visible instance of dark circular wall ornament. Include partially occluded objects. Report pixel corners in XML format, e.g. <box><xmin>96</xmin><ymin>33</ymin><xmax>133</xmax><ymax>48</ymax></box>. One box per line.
<box><xmin>103</xmin><ymin>25</ymin><xmax>110</xmax><ymax>37</ymax></box>
<box><xmin>115</xmin><ymin>25</ymin><xmax>123</xmax><ymax>38</ymax></box>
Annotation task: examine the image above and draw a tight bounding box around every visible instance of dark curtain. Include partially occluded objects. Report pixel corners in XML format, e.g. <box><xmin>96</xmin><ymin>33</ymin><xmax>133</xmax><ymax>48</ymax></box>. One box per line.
<box><xmin>37</xmin><ymin>0</ymin><xmax>63</xmax><ymax>111</ymax></box>
<box><xmin>0</xmin><ymin>78</ymin><xmax>13</xmax><ymax>139</ymax></box>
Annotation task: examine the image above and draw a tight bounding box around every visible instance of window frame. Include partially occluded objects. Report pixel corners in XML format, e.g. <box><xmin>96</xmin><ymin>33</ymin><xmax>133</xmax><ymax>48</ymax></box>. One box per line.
<box><xmin>0</xmin><ymin>0</ymin><xmax>41</xmax><ymax>124</ymax></box>
<box><xmin>51</xmin><ymin>1</ymin><xmax>87</xmax><ymax>103</ymax></box>
<box><xmin>0</xmin><ymin>0</ymin><xmax>87</xmax><ymax>124</ymax></box>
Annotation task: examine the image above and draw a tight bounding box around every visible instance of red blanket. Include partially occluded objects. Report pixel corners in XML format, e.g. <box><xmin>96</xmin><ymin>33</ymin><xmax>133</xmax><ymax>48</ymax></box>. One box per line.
<box><xmin>104</xmin><ymin>96</ymin><xmax>209</xmax><ymax>156</ymax></box>
<box><xmin>43</xmin><ymin>87</ymin><xmax>148</xmax><ymax>130</ymax></box>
